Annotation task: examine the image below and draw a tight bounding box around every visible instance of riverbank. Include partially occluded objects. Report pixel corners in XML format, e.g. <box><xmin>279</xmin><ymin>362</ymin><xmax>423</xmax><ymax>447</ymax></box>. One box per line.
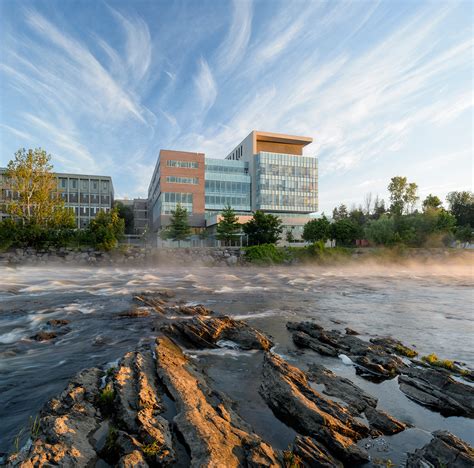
<box><xmin>0</xmin><ymin>245</ymin><xmax>472</xmax><ymax>268</ymax></box>
<box><xmin>3</xmin><ymin>293</ymin><xmax>473</xmax><ymax>467</ymax></box>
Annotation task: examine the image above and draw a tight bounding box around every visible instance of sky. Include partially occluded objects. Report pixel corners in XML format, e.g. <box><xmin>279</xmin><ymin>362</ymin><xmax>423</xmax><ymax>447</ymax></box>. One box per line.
<box><xmin>0</xmin><ymin>0</ymin><xmax>472</xmax><ymax>214</ymax></box>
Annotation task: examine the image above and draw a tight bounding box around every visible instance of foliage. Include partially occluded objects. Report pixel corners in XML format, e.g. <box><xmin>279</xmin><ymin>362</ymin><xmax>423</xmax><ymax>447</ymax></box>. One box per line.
<box><xmin>87</xmin><ymin>208</ymin><xmax>124</xmax><ymax>251</ymax></box>
<box><xmin>394</xmin><ymin>344</ymin><xmax>418</xmax><ymax>358</ymax></box>
<box><xmin>285</xmin><ymin>229</ymin><xmax>295</xmax><ymax>243</ymax></box>
<box><xmin>142</xmin><ymin>441</ymin><xmax>162</xmax><ymax>458</ymax></box>
<box><xmin>421</xmin><ymin>353</ymin><xmax>455</xmax><ymax>371</ymax></box>
<box><xmin>160</xmin><ymin>203</ymin><xmax>192</xmax><ymax>245</ymax></box>
<box><xmin>302</xmin><ymin>216</ymin><xmax>331</xmax><ymax>243</ymax></box>
<box><xmin>332</xmin><ymin>203</ymin><xmax>348</xmax><ymax>221</ymax></box>
<box><xmin>330</xmin><ymin>219</ymin><xmax>361</xmax><ymax>246</ymax></box>
<box><xmin>5</xmin><ymin>148</ymin><xmax>72</xmax><ymax>226</ymax></box>
<box><xmin>114</xmin><ymin>201</ymin><xmax>134</xmax><ymax>234</ymax></box>
<box><xmin>97</xmin><ymin>384</ymin><xmax>115</xmax><ymax>416</ymax></box>
<box><xmin>244</xmin><ymin>244</ymin><xmax>286</xmax><ymax>264</ymax></box>
<box><xmin>243</xmin><ymin>210</ymin><xmax>283</xmax><ymax>245</ymax></box>
<box><xmin>216</xmin><ymin>205</ymin><xmax>241</xmax><ymax>245</ymax></box>
<box><xmin>422</xmin><ymin>194</ymin><xmax>442</xmax><ymax>212</ymax></box>
<box><xmin>446</xmin><ymin>191</ymin><xmax>474</xmax><ymax>227</ymax></box>
<box><xmin>365</xmin><ymin>216</ymin><xmax>396</xmax><ymax>245</ymax></box>
<box><xmin>455</xmin><ymin>225</ymin><xmax>473</xmax><ymax>243</ymax></box>
<box><xmin>305</xmin><ymin>241</ymin><xmax>350</xmax><ymax>263</ymax></box>
<box><xmin>388</xmin><ymin>176</ymin><xmax>419</xmax><ymax>215</ymax></box>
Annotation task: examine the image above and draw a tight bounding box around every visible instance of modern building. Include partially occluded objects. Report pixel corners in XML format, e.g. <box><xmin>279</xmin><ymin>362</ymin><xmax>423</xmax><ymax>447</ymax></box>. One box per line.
<box><xmin>147</xmin><ymin>130</ymin><xmax>318</xmax><ymax>245</ymax></box>
<box><xmin>0</xmin><ymin>168</ymin><xmax>114</xmax><ymax>228</ymax></box>
<box><xmin>115</xmin><ymin>197</ymin><xmax>148</xmax><ymax>236</ymax></box>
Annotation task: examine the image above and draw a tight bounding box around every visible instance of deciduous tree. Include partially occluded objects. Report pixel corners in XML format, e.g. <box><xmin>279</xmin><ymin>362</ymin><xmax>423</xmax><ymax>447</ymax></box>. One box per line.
<box><xmin>243</xmin><ymin>210</ymin><xmax>282</xmax><ymax>245</ymax></box>
<box><xmin>302</xmin><ymin>216</ymin><xmax>331</xmax><ymax>243</ymax></box>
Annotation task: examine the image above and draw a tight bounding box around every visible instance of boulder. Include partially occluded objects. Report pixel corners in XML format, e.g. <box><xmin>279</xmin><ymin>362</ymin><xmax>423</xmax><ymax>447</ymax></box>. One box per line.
<box><xmin>291</xmin><ymin>435</ymin><xmax>343</xmax><ymax>468</ymax></box>
<box><xmin>364</xmin><ymin>406</ymin><xmax>406</xmax><ymax>435</ymax></box>
<box><xmin>406</xmin><ymin>430</ymin><xmax>474</xmax><ymax>468</ymax></box>
<box><xmin>30</xmin><ymin>331</ymin><xmax>58</xmax><ymax>341</ymax></box>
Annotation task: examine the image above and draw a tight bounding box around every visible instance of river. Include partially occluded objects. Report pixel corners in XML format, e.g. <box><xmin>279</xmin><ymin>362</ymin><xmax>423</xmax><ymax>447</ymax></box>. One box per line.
<box><xmin>0</xmin><ymin>262</ymin><xmax>473</xmax><ymax>461</ymax></box>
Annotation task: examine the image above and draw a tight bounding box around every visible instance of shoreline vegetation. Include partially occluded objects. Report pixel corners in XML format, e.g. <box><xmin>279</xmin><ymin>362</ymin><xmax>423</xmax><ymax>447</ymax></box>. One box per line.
<box><xmin>5</xmin><ymin>296</ymin><xmax>473</xmax><ymax>467</ymax></box>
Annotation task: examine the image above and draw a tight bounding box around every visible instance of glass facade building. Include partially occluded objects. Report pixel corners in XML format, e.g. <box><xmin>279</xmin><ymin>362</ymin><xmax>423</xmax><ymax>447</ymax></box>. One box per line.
<box><xmin>204</xmin><ymin>158</ymin><xmax>251</xmax><ymax>212</ymax></box>
<box><xmin>255</xmin><ymin>152</ymin><xmax>318</xmax><ymax>213</ymax></box>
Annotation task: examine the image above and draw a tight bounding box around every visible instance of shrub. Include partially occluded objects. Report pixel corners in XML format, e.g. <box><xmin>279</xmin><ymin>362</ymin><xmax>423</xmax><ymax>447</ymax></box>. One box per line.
<box><xmin>245</xmin><ymin>244</ymin><xmax>286</xmax><ymax>264</ymax></box>
<box><xmin>97</xmin><ymin>384</ymin><xmax>115</xmax><ymax>416</ymax></box>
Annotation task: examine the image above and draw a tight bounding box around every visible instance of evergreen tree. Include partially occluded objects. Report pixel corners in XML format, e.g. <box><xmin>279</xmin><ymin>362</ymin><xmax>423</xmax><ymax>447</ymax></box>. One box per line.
<box><xmin>161</xmin><ymin>203</ymin><xmax>192</xmax><ymax>246</ymax></box>
<box><xmin>243</xmin><ymin>210</ymin><xmax>283</xmax><ymax>245</ymax></box>
<box><xmin>302</xmin><ymin>216</ymin><xmax>331</xmax><ymax>243</ymax></box>
<box><xmin>216</xmin><ymin>205</ymin><xmax>241</xmax><ymax>245</ymax></box>
<box><xmin>285</xmin><ymin>229</ymin><xmax>295</xmax><ymax>243</ymax></box>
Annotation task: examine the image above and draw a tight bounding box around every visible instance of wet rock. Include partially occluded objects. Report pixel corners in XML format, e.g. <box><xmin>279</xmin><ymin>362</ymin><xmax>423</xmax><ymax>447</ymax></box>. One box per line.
<box><xmin>307</xmin><ymin>363</ymin><xmax>377</xmax><ymax>413</ymax></box>
<box><xmin>345</xmin><ymin>327</ymin><xmax>360</xmax><ymax>336</ymax></box>
<box><xmin>406</xmin><ymin>430</ymin><xmax>474</xmax><ymax>468</ymax></box>
<box><xmin>8</xmin><ymin>368</ymin><xmax>103</xmax><ymax>467</ymax></box>
<box><xmin>364</xmin><ymin>406</ymin><xmax>405</xmax><ymax>435</ymax></box>
<box><xmin>353</xmin><ymin>354</ymin><xmax>404</xmax><ymax>380</ymax></box>
<box><xmin>399</xmin><ymin>366</ymin><xmax>474</xmax><ymax>417</ymax></box>
<box><xmin>133</xmin><ymin>292</ymin><xmax>168</xmax><ymax>313</ymax></box>
<box><xmin>47</xmin><ymin>319</ymin><xmax>70</xmax><ymax>327</ymax></box>
<box><xmin>163</xmin><ymin>316</ymin><xmax>273</xmax><ymax>350</ymax></box>
<box><xmin>176</xmin><ymin>304</ymin><xmax>213</xmax><ymax>316</ymax></box>
<box><xmin>30</xmin><ymin>330</ymin><xmax>58</xmax><ymax>341</ymax></box>
<box><xmin>260</xmin><ymin>352</ymin><xmax>369</xmax><ymax>464</ymax></box>
<box><xmin>292</xmin><ymin>331</ymin><xmax>338</xmax><ymax>357</ymax></box>
<box><xmin>292</xmin><ymin>435</ymin><xmax>343</xmax><ymax>467</ymax></box>
<box><xmin>155</xmin><ymin>336</ymin><xmax>281</xmax><ymax>467</ymax></box>
<box><xmin>119</xmin><ymin>308</ymin><xmax>151</xmax><ymax>318</ymax></box>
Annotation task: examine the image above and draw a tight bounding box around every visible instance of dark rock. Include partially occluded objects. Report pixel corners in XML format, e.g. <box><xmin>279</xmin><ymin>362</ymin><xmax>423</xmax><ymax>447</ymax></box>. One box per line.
<box><xmin>364</xmin><ymin>406</ymin><xmax>405</xmax><ymax>435</ymax></box>
<box><xmin>292</xmin><ymin>331</ymin><xmax>338</xmax><ymax>357</ymax></box>
<box><xmin>176</xmin><ymin>304</ymin><xmax>213</xmax><ymax>316</ymax></box>
<box><xmin>406</xmin><ymin>430</ymin><xmax>474</xmax><ymax>468</ymax></box>
<box><xmin>354</xmin><ymin>353</ymin><xmax>404</xmax><ymax>380</ymax></box>
<box><xmin>118</xmin><ymin>308</ymin><xmax>151</xmax><ymax>318</ymax></box>
<box><xmin>162</xmin><ymin>316</ymin><xmax>273</xmax><ymax>350</ymax></box>
<box><xmin>155</xmin><ymin>336</ymin><xmax>281</xmax><ymax>467</ymax></box>
<box><xmin>345</xmin><ymin>328</ymin><xmax>360</xmax><ymax>336</ymax></box>
<box><xmin>399</xmin><ymin>366</ymin><xmax>474</xmax><ymax>417</ymax></box>
<box><xmin>47</xmin><ymin>319</ymin><xmax>70</xmax><ymax>327</ymax></box>
<box><xmin>292</xmin><ymin>435</ymin><xmax>343</xmax><ymax>468</ymax></box>
<box><xmin>31</xmin><ymin>330</ymin><xmax>58</xmax><ymax>341</ymax></box>
<box><xmin>260</xmin><ymin>352</ymin><xmax>369</xmax><ymax>464</ymax></box>
<box><xmin>307</xmin><ymin>363</ymin><xmax>377</xmax><ymax>413</ymax></box>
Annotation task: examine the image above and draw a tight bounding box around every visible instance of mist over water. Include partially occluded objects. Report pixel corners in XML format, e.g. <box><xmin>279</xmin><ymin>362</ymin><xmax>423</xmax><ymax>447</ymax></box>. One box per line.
<box><xmin>0</xmin><ymin>260</ymin><xmax>473</xmax><ymax>454</ymax></box>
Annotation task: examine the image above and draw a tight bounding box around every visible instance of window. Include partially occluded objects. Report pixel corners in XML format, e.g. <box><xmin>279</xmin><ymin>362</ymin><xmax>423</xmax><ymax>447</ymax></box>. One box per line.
<box><xmin>166</xmin><ymin>160</ymin><xmax>198</xmax><ymax>169</ymax></box>
<box><xmin>71</xmin><ymin>179</ymin><xmax>77</xmax><ymax>189</ymax></box>
<box><xmin>166</xmin><ymin>176</ymin><xmax>198</xmax><ymax>184</ymax></box>
<box><xmin>102</xmin><ymin>181</ymin><xmax>108</xmax><ymax>191</ymax></box>
<box><xmin>60</xmin><ymin>179</ymin><xmax>66</xmax><ymax>188</ymax></box>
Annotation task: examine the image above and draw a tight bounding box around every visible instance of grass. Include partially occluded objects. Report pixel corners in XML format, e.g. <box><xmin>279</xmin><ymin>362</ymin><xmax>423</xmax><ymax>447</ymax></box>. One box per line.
<box><xmin>97</xmin><ymin>384</ymin><xmax>115</xmax><ymax>416</ymax></box>
<box><xmin>394</xmin><ymin>344</ymin><xmax>418</xmax><ymax>358</ymax></box>
<box><xmin>422</xmin><ymin>353</ymin><xmax>455</xmax><ymax>371</ymax></box>
<box><xmin>106</xmin><ymin>366</ymin><xmax>116</xmax><ymax>378</ymax></box>
<box><xmin>142</xmin><ymin>441</ymin><xmax>162</xmax><ymax>458</ymax></box>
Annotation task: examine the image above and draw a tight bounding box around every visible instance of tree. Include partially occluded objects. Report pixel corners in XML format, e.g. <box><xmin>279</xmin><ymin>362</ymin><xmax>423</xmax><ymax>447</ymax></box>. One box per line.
<box><xmin>161</xmin><ymin>203</ymin><xmax>192</xmax><ymax>246</ymax></box>
<box><xmin>216</xmin><ymin>205</ymin><xmax>241</xmax><ymax>245</ymax></box>
<box><xmin>332</xmin><ymin>204</ymin><xmax>348</xmax><ymax>221</ymax></box>
<box><xmin>6</xmin><ymin>148</ymin><xmax>70</xmax><ymax>226</ymax></box>
<box><xmin>243</xmin><ymin>210</ymin><xmax>283</xmax><ymax>245</ymax></box>
<box><xmin>349</xmin><ymin>206</ymin><xmax>366</xmax><ymax>227</ymax></box>
<box><xmin>330</xmin><ymin>219</ymin><xmax>361</xmax><ymax>246</ymax></box>
<box><xmin>446</xmin><ymin>191</ymin><xmax>474</xmax><ymax>227</ymax></box>
<box><xmin>422</xmin><ymin>194</ymin><xmax>442</xmax><ymax>212</ymax></box>
<box><xmin>372</xmin><ymin>196</ymin><xmax>386</xmax><ymax>220</ymax></box>
<box><xmin>365</xmin><ymin>216</ymin><xmax>396</xmax><ymax>245</ymax></box>
<box><xmin>364</xmin><ymin>193</ymin><xmax>373</xmax><ymax>215</ymax></box>
<box><xmin>455</xmin><ymin>225</ymin><xmax>473</xmax><ymax>244</ymax></box>
<box><xmin>115</xmin><ymin>201</ymin><xmax>134</xmax><ymax>234</ymax></box>
<box><xmin>388</xmin><ymin>176</ymin><xmax>418</xmax><ymax>215</ymax></box>
<box><xmin>88</xmin><ymin>208</ymin><xmax>125</xmax><ymax>251</ymax></box>
<box><xmin>285</xmin><ymin>229</ymin><xmax>295</xmax><ymax>243</ymax></box>
<box><xmin>302</xmin><ymin>216</ymin><xmax>331</xmax><ymax>243</ymax></box>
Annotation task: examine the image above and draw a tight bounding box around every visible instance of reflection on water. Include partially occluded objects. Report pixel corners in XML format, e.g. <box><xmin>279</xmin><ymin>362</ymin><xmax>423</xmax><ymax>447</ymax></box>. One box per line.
<box><xmin>0</xmin><ymin>263</ymin><xmax>473</xmax><ymax>453</ymax></box>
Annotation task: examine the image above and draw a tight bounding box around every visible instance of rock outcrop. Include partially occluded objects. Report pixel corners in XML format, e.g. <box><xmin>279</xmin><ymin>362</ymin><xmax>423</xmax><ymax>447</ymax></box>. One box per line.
<box><xmin>399</xmin><ymin>366</ymin><xmax>474</xmax><ymax>418</ymax></box>
<box><xmin>291</xmin><ymin>435</ymin><xmax>343</xmax><ymax>468</ymax></box>
<box><xmin>287</xmin><ymin>321</ymin><xmax>406</xmax><ymax>380</ymax></box>
<box><xmin>406</xmin><ymin>430</ymin><xmax>474</xmax><ymax>468</ymax></box>
<box><xmin>155</xmin><ymin>336</ymin><xmax>281</xmax><ymax>467</ymax></box>
<box><xmin>260</xmin><ymin>352</ymin><xmax>370</xmax><ymax>464</ymax></box>
<box><xmin>163</xmin><ymin>315</ymin><xmax>273</xmax><ymax>350</ymax></box>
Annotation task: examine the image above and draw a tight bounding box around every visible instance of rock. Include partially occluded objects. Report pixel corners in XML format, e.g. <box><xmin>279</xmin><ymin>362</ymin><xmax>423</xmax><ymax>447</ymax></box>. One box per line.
<box><xmin>155</xmin><ymin>336</ymin><xmax>281</xmax><ymax>467</ymax></box>
<box><xmin>291</xmin><ymin>435</ymin><xmax>343</xmax><ymax>467</ymax></box>
<box><xmin>260</xmin><ymin>352</ymin><xmax>369</xmax><ymax>464</ymax></box>
<box><xmin>8</xmin><ymin>368</ymin><xmax>103</xmax><ymax>467</ymax></box>
<box><xmin>30</xmin><ymin>330</ymin><xmax>58</xmax><ymax>341</ymax></box>
<box><xmin>47</xmin><ymin>319</ymin><xmax>70</xmax><ymax>327</ymax></box>
<box><xmin>364</xmin><ymin>406</ymin><xmax>406</xmax><ymax>435</ymax></box>
<box><xmin>226</xmin><ymin>255</ymin><xmax>238</xmax><ymax>266</ymax></box>
<box><xmin>118</xmin><ymin>308</ymin><xmax>151</xmax><ymax>318</ymax></box>
<box><xmin>118</xmin><ymin>450</ymin><xmax>149</xmax><ymax>467</ymax></box>
<box><xmin>307</xmin><ymin>363</ymin><xmax>377</xmax><ymax>413</ymax></box>
<box><xmin>406</xmin><ymin>430</ymin><xmax>474</xmax><ymax>468</ymax></box>
<box><xmin>163</xmin><ymin>316</ymin><xmax>273</xmax><ymax>351</ymax></box>
<box><xmin>345</xmin><ymin>327</ymin><xmax>360</xmax><ymax>336</ymax></box>
<box><xmin>176</xmin><ymin>304</ymin><xmax>213</xmax><ymax>316</ymax></box>
<box><xmin>399</xmin><ymin>366</ymin><xmax>474</xmax><ymax>417</ymax></box>
<box><xmin>292</xmin><ymin>331</ymin><xmax>338</xmax><ymax>357</ymax></box>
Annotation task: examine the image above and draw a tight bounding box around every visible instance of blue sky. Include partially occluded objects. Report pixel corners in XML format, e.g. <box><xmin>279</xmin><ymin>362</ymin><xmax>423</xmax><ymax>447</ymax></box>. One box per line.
<box><xmin>0</xmin><ymin>0</ymin><xmax>472</xmax><ymax>214</ymax></box>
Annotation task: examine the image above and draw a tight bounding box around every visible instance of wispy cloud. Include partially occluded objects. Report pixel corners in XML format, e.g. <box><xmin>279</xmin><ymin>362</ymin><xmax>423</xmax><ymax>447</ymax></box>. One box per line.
<box><xmin>194</xmin><ymin>58</ymin><xmax>217</xmax><ymax>115</ymax></box>
<box><xmin>215</xmin><ymin>0</ymin><xmax>252</xmax><ymax>72</ymax></box>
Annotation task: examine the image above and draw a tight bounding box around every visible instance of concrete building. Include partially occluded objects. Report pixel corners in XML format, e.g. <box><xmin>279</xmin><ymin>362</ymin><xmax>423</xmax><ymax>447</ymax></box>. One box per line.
<box><xmin>0</xmin><ymin>168</ymin><xmax>114</xmax><ymax>228</ymax></box>
<box><xmin>147</xmin><ymin>130</ymin><xmax>318</xmax><ymax>244</ymax></box>
<box><xmin>115</xmin><ymin>197</ymin><xmax>149</xmax><ymax>237</ymax></box>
